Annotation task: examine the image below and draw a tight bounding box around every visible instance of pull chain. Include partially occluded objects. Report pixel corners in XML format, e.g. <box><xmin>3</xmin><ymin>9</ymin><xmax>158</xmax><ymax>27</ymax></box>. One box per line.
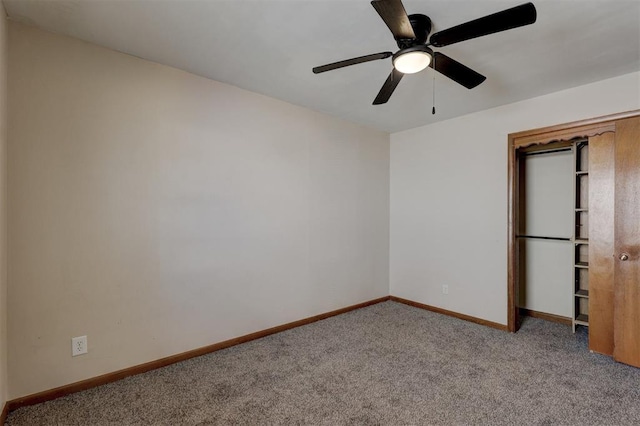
<box><xmin>431</xmin><ymin>54</ymin><xmax>436</xmax><ymax>115</ymax></box>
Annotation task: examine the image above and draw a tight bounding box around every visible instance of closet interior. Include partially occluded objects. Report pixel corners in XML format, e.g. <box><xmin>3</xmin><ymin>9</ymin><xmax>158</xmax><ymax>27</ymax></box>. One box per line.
<box><xmin>515</xmin><ymin>138</ymin><xmax>590</xmax><ymax>332</ymax></box>
<box><xmin>516</xmin><ymin>140</ymin><xmax>579</xmax><ymax>329</ymax></box>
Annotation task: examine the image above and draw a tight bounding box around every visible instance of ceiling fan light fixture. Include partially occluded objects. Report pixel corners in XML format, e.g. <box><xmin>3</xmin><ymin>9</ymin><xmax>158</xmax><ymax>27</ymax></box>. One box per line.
<box><xmin>312</xmin><ymin>0</ymin><xmax>537</xmax><ymax>104</ymax></box>
<box><xmin>392</xmin><ymin>46</ymin><xmax>432</xmax><ymax>74</ymax></box>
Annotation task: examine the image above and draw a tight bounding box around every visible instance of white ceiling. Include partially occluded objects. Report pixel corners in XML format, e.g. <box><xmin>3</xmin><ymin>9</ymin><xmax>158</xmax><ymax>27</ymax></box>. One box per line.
<box><xmin>4</xmin><ymin>0</ymin><xmax>640</xmax><ymax>132</ymax></box>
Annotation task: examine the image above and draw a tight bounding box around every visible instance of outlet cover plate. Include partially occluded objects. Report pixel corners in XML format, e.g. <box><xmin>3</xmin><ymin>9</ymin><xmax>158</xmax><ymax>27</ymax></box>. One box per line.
<box><xmin>72</xmin><ymin>335</ymin><xmax>88</xmax><ymax>356</ymax></box>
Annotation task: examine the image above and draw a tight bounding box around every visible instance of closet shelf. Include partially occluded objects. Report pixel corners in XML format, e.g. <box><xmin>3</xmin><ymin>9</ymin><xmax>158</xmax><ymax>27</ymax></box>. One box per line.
<box><xmin>573</xmin><ymin>139</ymin><xmax>589</xmax><ymax>334</ymax></box>
<box><xmin>575</xmin><ymin>289</ymin><xmax>589</xmax><ymax>298</ymax></box>
<box><xmin>575</xmin><ymin>314</ymin><xmax>589</xmax><ymax>326</ymax></box>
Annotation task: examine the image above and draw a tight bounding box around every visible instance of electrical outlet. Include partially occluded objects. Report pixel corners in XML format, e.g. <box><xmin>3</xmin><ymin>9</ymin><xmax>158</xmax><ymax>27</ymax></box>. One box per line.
<box><xmin>442</xmin><ymin>284</ymin><xmax>449</xmax><ymax>295</ymax></box>
<box><xmin>72</xmin><ymin>335</ymin><xmax>88</xmax><ymax>356</ymax></box>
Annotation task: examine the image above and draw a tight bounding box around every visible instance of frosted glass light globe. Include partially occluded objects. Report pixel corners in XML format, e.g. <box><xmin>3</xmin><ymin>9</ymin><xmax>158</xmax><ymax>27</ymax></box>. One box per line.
<box><xmin>393</xmin><ymin>50</ymin><xmax>431</xmax><ymax>74</ymax></box>
<box><xmin>393</xmin><ymin>51</ymin><xmax>432</xmax><ymax>74</ymax></box>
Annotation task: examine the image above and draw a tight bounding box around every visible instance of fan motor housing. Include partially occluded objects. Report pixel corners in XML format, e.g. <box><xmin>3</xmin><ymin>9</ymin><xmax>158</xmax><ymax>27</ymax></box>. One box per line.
<box><xmin>396</xmin><ymin>14</ymin><xmax>432</xmax><ymax>49</ymax></box>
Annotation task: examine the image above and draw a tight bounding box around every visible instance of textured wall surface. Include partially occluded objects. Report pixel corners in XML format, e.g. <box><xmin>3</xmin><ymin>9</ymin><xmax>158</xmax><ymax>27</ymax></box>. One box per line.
<box><xmin>7</xmin><ymin>22</ymin><xmax>390</xmax><ymax>399</ymax></box>
<box><xmin>390</xmin><ymin>72</ymin><xmax>640</xmax><ymax>324</ymax></box>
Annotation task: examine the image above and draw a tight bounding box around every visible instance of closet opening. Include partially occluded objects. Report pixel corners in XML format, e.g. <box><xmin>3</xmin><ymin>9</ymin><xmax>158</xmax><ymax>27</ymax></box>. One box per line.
<box><xmin>514</xmin><ymin>139</ymin><xmax>585</xmax><ymax>332</ymax></box>
<box><xmin>507</xmin><ymin>111</ymin><xmax>630</xmax><ymax>334</ymax></box>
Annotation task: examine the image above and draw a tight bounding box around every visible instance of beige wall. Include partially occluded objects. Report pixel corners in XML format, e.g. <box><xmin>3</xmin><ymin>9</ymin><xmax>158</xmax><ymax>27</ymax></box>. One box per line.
<box><xmin>7</xmin><ymin>22</ymin><xmax>390</xmax><ymax>399</ymax></box>
<box><xmin>0</xmin><ymin>4</ymin><xmax>7</xmax><ymax>412</ymax></box>
<box><xmin>390</xmin><ymin>71</ymin><xmax>640</xmax><ymax>325</ymax></box>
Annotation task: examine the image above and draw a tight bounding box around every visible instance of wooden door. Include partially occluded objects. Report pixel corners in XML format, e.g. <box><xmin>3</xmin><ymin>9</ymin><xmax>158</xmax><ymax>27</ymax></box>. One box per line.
<box><xmin>588</xmin><ymin>132</ymin><xmax>615</xmax><ymax>355</ymax></box>
<box><xmin>613</xmin><ymin>116</ymin><xmax>640</xmax><ymax>367</ymax></box>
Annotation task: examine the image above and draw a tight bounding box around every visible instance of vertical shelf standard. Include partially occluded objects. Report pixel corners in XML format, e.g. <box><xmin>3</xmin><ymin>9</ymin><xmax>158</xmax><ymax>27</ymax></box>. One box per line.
<box><xmin>572</xmin><ymin>140</ymin><xmax>589</xmax><ymax>332</ymax></box>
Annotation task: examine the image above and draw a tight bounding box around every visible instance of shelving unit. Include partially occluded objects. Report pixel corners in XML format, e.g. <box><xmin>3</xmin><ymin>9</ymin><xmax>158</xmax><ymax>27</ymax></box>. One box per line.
<box><xmin>572</xmin><ymin>139</ymin><xmax>589</xmax><ymax>333</ymax></box>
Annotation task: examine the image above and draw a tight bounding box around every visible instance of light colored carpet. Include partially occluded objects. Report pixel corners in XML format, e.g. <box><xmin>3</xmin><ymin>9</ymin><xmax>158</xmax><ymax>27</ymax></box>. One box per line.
<box><xmin>6</xmin><ymin>301</ymin><xmax>640</xmax><ymax>425</ymax></box>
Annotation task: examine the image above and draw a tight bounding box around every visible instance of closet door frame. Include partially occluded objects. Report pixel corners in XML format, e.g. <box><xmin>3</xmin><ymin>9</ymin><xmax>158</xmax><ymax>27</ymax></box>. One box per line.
<box><xmin>506</xmin><ymin>109</ymin><xmax>639</xmax><ymax>332</ymax></box>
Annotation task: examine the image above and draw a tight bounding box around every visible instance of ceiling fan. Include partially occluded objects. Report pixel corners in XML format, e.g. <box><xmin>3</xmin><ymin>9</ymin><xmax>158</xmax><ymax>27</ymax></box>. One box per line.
<box><xmin>313</xmin><ymin>0</ymin><xmax>537</xmax><ymax>105</ymax></box>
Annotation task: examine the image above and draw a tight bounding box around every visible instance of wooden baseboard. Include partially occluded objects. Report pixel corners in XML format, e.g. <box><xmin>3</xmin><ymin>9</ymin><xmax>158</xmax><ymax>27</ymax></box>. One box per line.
<box><xmin>389</xmin><ymin>296</ymin><xmax>509</xmax><ymax>331</ymax></box>
<box><xmin>1</xmin><ymin>401</ymin><xmax>8</xmax><ymax>425</ymax></box>
<box><xmin>6</xmin><ymin>295</ymin><xmax>512</xmax><ymax>413</ymax></box>
<box><xmin>519</xmin><ymin>308</ymin><xmax>572</xmax><ymax>326</ymax></box>
<box><xmin>7</xmin><ymin>296</ymin><xmax>390</xmax><ymax>412</ymax></box>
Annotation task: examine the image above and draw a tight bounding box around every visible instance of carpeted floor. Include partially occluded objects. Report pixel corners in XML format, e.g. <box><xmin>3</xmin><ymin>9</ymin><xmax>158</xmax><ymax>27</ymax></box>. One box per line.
<box><xmin>6</xmin><ymin>301</ymin><xmax>640</xmax><ymax>425</ymax></box>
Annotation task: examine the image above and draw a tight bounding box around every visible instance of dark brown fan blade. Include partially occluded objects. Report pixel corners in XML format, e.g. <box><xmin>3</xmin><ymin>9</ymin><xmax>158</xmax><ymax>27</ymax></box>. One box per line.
<box><xmin>313</xmin><ymin>52</ymin><xmax>393</xmax><ymax>74</ymax></box>
<box><xmin>371</xmin><ymin>0</ymin><xmax>416</xmax><ymax>40</ymax></box>
<box><xmin>373</xmin><ymin>68</ymin><xmax>404</xmax><ymax>105</ymax></box>
<box><xmin>430</xmin><ymin>52</ymin><xmax>486</xmax><ymax>89</ymax></box>
<box><xmin>429</xmin><ymin>2</ymin><xmax>536</xmax><ymax>47</ymax></box>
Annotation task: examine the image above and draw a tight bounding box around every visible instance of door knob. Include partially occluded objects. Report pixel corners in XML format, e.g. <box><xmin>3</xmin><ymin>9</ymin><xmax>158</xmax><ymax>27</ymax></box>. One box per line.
<box><xmin>619</xmin><ymin>253</ymin><xmax>630</xmax><ymax>261</ymax></box>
